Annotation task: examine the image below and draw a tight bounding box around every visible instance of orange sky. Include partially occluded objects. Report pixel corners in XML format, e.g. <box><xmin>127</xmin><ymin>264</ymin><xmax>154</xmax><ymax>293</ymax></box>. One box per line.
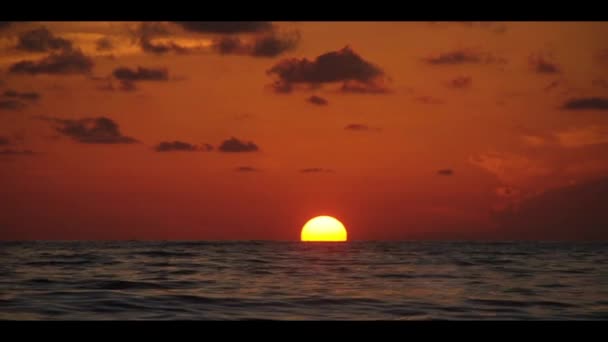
<box><xmin>1</xmin><ymin>21</ymin><xmax>608</xmax><ymax>240</ymax></box>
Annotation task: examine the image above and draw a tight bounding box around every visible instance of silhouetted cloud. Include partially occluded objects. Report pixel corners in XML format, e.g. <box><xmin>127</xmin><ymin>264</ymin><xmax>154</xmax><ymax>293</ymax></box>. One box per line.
<box><xmin>154</xmin><ymin>140</ymin><xmax>212</xmax><ymax>152</ymax></box>
<box><xmin>3</xmin><ymin>90</ymin><xmax>40</xmax><ymax>101</ymax></box>
<box><xmin>562</xmin><ymin>97</ymin><xmax>608</xmax><ymax>111</ymax></box>
<box><xmin>307</xmin><ymin>95</ymin><xmax>328</xmax><ymax>106</ymax></box>
<box><xmin>212</xmin><ymin>31</ymin><xmax>299</xmax><ymax>58</ymax></box>
<box><xmin>300</xmin><ymin>168</ymin><xmax>334</xmax><ymax>173</ymax></box>
<box><xmin>529</xmin><ymin>54</ymin><xmax>560</xmax><ymax>74</ymax></box>
<box><xmin>176</xmin><ymin>21</ymin><xmax>273</xmax><ymax>34</ymax></box>
<box><xmin>414</xmin><ymin>96</ymin><xmax>444</xmax><ymax>104</ymax></box>
<box><xmin>344</xmin><ymin>124</ymin><xmax>369</xmax><ymax>131</ymax></box>
<box><xmin>267</xmin><ymin>46</ymin><xmax>387</xmax><ymax>93</ymax></box>
<box><xmin>447</xmin><ymin>76</ymin><xmax>472</xmax><ymax>89</ymax></box>
<box><xmin>9</xmin><ymin>50</ymin><xmax>93</xmax><ymax>75</ymax></box>
<box><xmin>39</xmin><ymin>116</ymin><xmax>138</xmax><ymax>144</ymax></box>
<box><xmin>0</xmin><ymin>100</ymin><xmax>25</xmax><ymax>111</ymax></box>
<box><xmin>425</xmin><ymin>49</ymin><xmax>506</xmax><ymax>65</ymax></box>
<box><xmin>16</xmin><ymin>27</ymin><xmax>72</xmax><ymax>52</ymax></box>
<box><xmin>437</xmin><ymin>169</ymin><xmax>454</xmax><ymax>176</ymax></box>
<box><xmin>113</xmin><ymin>66</ymin><xmax>168</xmax><ymax>82</ymax></box>
<box><xmin>235</xmin><ymin>166</ymin><xmax>259</xmax><ymax>172</ymax></box>
<box><xmin>140</xmin><ymin>38</ymin><xmax>191</xmax><ymax>55</ymax></box>
<box><xmin>0</xmin><ymin>22</ymin><xmax>12</xmax><ymax>30</ymax></box>
<box><xmin>218</xmin><ymin>137</ymin><xmax>258</xmax><ymax>152</ymax></box>
<box><xmin>96</xmin><ymin>37</ymin><xmax>114</xmax><ymax>51</ymax></box>
<box><xmin>493</xmin><ymin>177</ymin><xmax>608</xmax><ymax>239</ymax></box>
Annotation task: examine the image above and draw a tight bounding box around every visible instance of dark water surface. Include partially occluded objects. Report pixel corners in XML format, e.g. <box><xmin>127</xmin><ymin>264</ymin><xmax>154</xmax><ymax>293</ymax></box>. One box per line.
<box><xmin>1</xmin><ymin>241</ymin><xmax>607</xmax><ymax>320</ymax></box>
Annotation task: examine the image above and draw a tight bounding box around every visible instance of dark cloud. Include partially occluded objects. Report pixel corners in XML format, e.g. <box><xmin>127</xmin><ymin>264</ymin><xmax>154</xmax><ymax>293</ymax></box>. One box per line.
<box><xmin>9</xmin><ymin>50</ymin><xmax>94</xmax><ymax>75</ymax></box>
<box><xmin>344</xmin><ymin>124</ymin><xmax>370</xmax><ymax>131</ymax></box>
<box><xmin>0</xmin><ymin>149</ymin><xmax>36</xmax><ymax>156</ymax></box>
<box><xmin>16</xmin><ymin>27</ymin><xmax>72</xmax><ymax>52</ymax></box>
<box><xmin>425</xmin><ymin>49</ymin><xmax>506</xmax><ymax>65</ymax></box>
<box><xmin>218</xmin><ymin>137</ymin><xmax>258</xmax><ymax>153</ymax></box>
<box><xmin>154</xmin><ymin>140</ymin><xmax>211</xmax><ymax>152</ymax></box>
<box><xmin>300</xmin><ymin>168</ymin><xmax>334</xmax><ymax>173</ymax></box>
<box><xmin>437</xmin><ymin>169</ymin><xmax>454</xmax><ymax>176</ymax></box>
<box><xmin>307</xmin><ymin>95</ymin><xmax>328</xmax><ymax>106</ymax></box>
<box><xmin>0</xmin><ymin>136</ymin><xmax>10</xmax><ymax>145</ymax></box>
<box><xmin>212</xmin><ymin>31</ymin><xmax>299</xmax><ymax>58</ymax></box>
<box><xmin>235</xmin><ymin>166</ymin><xmax>259</xmax><ymax>172</ymax></box>
<box><xmin>113</xmin><ymin>67</ymin><xmax>168</xmax><ymax>82</ymax></box>
<box><xmin>140</xmin><ymin>38</ymin><xmax>190</xmax><ymax>55</ymax></box>
<box><xmin>529</xmin><ymin>54</ymin><xmax>560</xmax><ymax>74</ymax></box>
<box><xmin>176</xmin><ymin>21</ymin><xmax>273</xmax><ymax>34</ymax></box>
<box><xmin>493</xmin><ymin>177</ymin><xmax>608</xmax><ymax>239</ymax></box>
<box><xmin>39</xmin><ymin>116</ymin><xmax>138</xmax><ymax>144</ymax></box>
<box><xmin>0</xmin><ymin>22</ymin><xmax>12</xmax><ymax>30</ymax></box>
<box><xmin>562</xmin><ymin>97</ymin><xmax>608</xmax><ymax>111</ymax></box>
<box><xmin>340</xmin><ymin>80</ymin><xmax>390</xmax><ymax>94</ymax></box>
<box><xmin>415</xmin><ymin>96</ymin><xmax>444</xmax><ymax>104</ymax></box>
<box><xmin>267</xmin><ymin>46</ymin><xmax>387</xmax><ymax>93</ymax></box>
<box><xmin>3</xmin><ymin>90</ymin><xmax>40</xmax><ymax>101</ymax></box>
<box><xmin>447</xmin><ymin>76</ymin><xmax>472</xmax><ymax>89</ymax></box>
<box><xmin>0</xmin><ymin>100</ymin><xmax>25</xmax><ymax>111</ymax></box>
<box><xmin>96</xmin><ymin>37</ymin><xmax>114</xmax><ymax>51</ymax></box>
<box><xmin>592</xmin><ymin>79</ymin><xmax>608</xmax><ymax>88</ymax></box>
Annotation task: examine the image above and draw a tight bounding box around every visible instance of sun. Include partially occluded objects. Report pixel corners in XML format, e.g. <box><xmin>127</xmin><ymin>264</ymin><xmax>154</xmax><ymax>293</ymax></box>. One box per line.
<box><xmin>301</xmin><ymin>216</ymin><xmax>347</xmax><ymax>242</ymax></box>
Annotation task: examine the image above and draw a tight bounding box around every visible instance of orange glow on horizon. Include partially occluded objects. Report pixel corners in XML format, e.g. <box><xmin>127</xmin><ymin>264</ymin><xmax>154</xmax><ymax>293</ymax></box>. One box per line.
<box><xmin>301</xmin><ymin>216</ymin><xmax>348</xmax><ymax>242</ymax></box>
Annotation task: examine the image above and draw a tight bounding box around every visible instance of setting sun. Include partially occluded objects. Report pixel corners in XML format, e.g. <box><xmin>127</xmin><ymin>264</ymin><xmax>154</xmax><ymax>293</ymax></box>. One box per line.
<box><xmin>301</xmin><ymin>216</ymin><xmax>348</xmax><ymax>242</ymax></box>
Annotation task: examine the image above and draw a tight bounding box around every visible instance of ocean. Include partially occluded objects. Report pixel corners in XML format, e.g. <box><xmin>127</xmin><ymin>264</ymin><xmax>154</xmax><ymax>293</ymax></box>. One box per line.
<box><xmin>1</xmin><ymin>241</ymin><xmax>606</xmax><ymax>320</ymax></box>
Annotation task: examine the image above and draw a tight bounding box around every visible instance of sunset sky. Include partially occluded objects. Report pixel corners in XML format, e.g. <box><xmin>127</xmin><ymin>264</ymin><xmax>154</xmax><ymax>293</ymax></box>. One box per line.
<box><xmin>1</xmin><ymin>21</ymin><xmax>608</xmax><ymax>240</ymax></box>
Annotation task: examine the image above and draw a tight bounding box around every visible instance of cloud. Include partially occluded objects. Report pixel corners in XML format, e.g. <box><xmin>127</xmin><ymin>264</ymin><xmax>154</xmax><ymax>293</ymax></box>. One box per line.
<box><xmin>16</xmin><ymin>27</ymin><xmax>72</xmax><ymax>52</ymax></box>
<box><xmin>212</xmin><ymin>31</ymin><xmax>299</xmax><ymax>58</ymax></box>
<box><xmin>0</xmin><ymin>149</ymin><xmax>36</xmax><ymax>156</ymax></box>
<box><xmin>95</xmin><ymin>37</ymin><xmax>114</xmax><ymax>51</ymax></box>
<box><xmin>218</xmin><ymin>137</ymin><xmax>259</xmax><ymax>152</ymax></box>
<box><xmin>340</xmin><ymin>80</ymin><xmax>390</xmax><ymax>94</ymax></box>
<box><xmin>344</xmin><ymin>124</ymin><xmax>370</xmax><ymax>131</ymax></box>
<box><xmin>0</xmin><ymin>100</ymin><xmax>25</xmax><ymax>111</ymax></box>
<box><xmin>175</xmin><ymin>21</ymin><xmax>273</xmax><ymax>34</ymax></box>
<box><xmin>592</xmin><ymin>79</ymin><xmax>608</xmax><ymax>88</ymax></box>
<box><xmin>544</xmin><ymin>80</ymin><xmax>560</xmax><ymax>91</ymax></box>
<box><xmin>493</xmin><ymin>177</ymin><xmax>608</xmax><ymax>239</ymax></box>
<box><xmin>140</xmin><ymin>38</ymin><xmax>191</xmax><ymax>55</ymax></box>
<box><xmin>555</xmin><ymin>126</ymin><xmax>608</xmax><ymax>147</ymax></box>
<box><xmin>424</xmin><ymin>49</ymin><xmax>506</xmax><ymax>65</ymax></box>
<box><xmin>300</xmin><ymin>168</ymin><xmax>334</xmax><ymax>173</ymax></box>
<box><xmin>446</xmin><ymin>76</ymin><xmax>472</xmax><ymax>89</ymax></box>
<box><xmin>529</xmin><ymin>54</ymin><xmax>560</xmax><ymax>74</ymax></box>
<box><xmin>235</xmin><ymin>166</ymin><xmax>259</xmax><ymax>172</ymax></box>
<box><xmin>495</xmin><ymin>185</ymin><xmax>520</xmax><ymax>198</ymax></box>
<box><xmin>39</xmin><ymin>116</ymin><xmax>138</xmax><ymax>144</ymax></box>
<box><xmin>414</xmin><ymin>96</ymin><xmax>444</xmax><ymax>105</ymax></box>
<box><xmin>112</xmin><ymin>66</ymin><xmax>169</xmax><ymax>82</ymax></box>
<box><xmin>9</xmin><ymin>50</ymin><xmax>94</xmax><ymax>75</ymax></box>
<box><xmin>562</xmin><ymin>97</ymin><xmax>608</xmax><ymax>110</ymax></box>
<box><xmin>3</xmin><ymin>90</ymin><xmax>40</xmax><ymax>101</ymax></box>
<box><xmin>267</xmin><ymin>46</ymin><xmax>387</xmax><ymax>93</ymax></box>
<box><xmin>469</xmin><ymin>152</ymin><xmax>551</xmax><ymax>184</ymax></box>
<box><xmin>307</xmin><ymin>95</ymin><xmax>328</xmax><ymax>106</ymax></box>
<box><xmin>0</xmin><ymin>136</ymin><xmax>10</xmax><ymax>145</ymax></box>
<box><xmin>437</xmin><ymin>169</ymin><xmax>454</xmax><ymax>176</ymax></box>
<box><xmin>0</xmin><ymin>22</ymin><xmax>12</xmax><ymax>30</ymax></box>
<box><xmin>154</xmin><ymin>140</ymin><xmax>213</xmax><ymax>152</ymax></box>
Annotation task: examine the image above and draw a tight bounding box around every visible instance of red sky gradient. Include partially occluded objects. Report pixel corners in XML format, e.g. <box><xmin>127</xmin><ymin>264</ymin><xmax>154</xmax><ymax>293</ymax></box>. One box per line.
<box><xmin>1</xmin><ymin>21</ymin><xmax>608</xmax><ymax>240</ymax></box>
